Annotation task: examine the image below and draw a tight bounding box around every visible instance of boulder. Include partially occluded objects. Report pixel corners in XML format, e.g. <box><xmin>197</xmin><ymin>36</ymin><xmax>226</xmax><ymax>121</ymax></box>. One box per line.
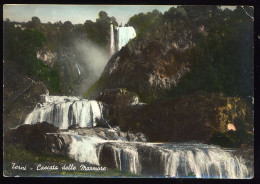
<box><xmin>68</xmin><ymin>124</ymin><xmax>81</xmax><ymax>130</ymax></box>
<box><xmin>96</xmin><ymin>88</ymin><xmax>144</xmax><ymax>106</ymax></box>
<box><xmin>4</xmin><ymin>121</ymin><xmax>59</xmax><ymax>153</ymax></box>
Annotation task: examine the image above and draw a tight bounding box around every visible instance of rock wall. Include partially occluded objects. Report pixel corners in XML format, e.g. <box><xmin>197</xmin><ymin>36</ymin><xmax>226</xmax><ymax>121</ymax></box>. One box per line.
<box><xmin>3</xmin><ymin>61</ymin><xmax>49</xmax><ymax>130</ymax></box>
<box><xmin>87</xmin><ymin>23</ymin><xmax>197</xmax><ymax>101</ymax></box>
<box><xmin>96</xmin><ymin>90</ymin><xmax>253</xmax><ymax>145</ymax></box>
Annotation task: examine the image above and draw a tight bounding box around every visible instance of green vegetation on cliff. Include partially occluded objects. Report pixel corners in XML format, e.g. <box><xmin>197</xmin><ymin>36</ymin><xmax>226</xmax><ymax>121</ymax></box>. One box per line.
<box><xmin>4</xmin><ymin>11</ymin><xmax>118</xmax><ymax>96</ymax></box>
<box><xmin>86</xmin><ymin>6</ymin><xmax>253</xmax><ymax>103</ymax></box>
<box><xmin>166</xmin><ymin>6</ymin><xmax>253</xmax><ymax>98</ymax></box>
<box><xmin>3</xmin><ymin>21</ymin><xmax>61</xmax><ymax>94</ymax></box>
<box><xmin>128</xmin><ymin>9</ymin><xmax>162</xmax><ymax>35</ymax></box>
<box><xmin>84</xmin><ymin>11</ymin><xmax>118</xmax><ymax>49</ymax></box>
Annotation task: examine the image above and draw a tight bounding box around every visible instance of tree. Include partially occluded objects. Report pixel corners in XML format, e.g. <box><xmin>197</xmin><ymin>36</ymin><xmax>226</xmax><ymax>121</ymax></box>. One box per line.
<box><xmin>64</xmin><ymin>21</ymin><xmax>72</xmax><ymax>27</ymax></box>
<box><xmin>84</xmin><ymin>11</ymin><xmax>118</xmax><ymax>49</ymax></box>
<box><xmin>32</xmin><ymin>16</ymin><xmax>41</xmax><ymax>24</ymax></box>
<box><xmin>128</xmin><ymin>9</ymin><xmax>162</xmax><ymax>35</ymax></box>
<box><xmin>167</xmin><ymin>5</ymin><xmax>253</xmax><ymax>98</ymax></box>
<box><xmin>98</xmin><ymin>11</ymin><xmax>108</xmax><ymax>20</ymax></box>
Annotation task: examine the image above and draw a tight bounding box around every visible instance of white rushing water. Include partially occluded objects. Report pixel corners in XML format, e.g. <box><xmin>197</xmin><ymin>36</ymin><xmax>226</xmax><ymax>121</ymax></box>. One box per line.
<box><xmin>24</xmin><ymin>95</ymin><xmax>108</xmax><ymax>129</ymax></box>
<box><xmin>68</xmin><ymin>135</ymin><xmax>104</xmax><ymax>165</ymax></box>
<box><xmin>156</xmin><ymin>143</ymin><xmax>250</xmax><ymax>178</ymax></box>
<box><xmin>116</xmin><ymin>26</ymin><xmax>136</xmax><ymax>51</ymax></box>
<box><xmin>60</xmin><ymin>132</ymin><xmax>252</xmax><ymax>179</ymax></box>
<box><xmin>104</xmin><ymin>143</ymin><xmax>141</xmax><ymax>174</ymax></box>
<box><xmin>110</xmin><ymin>23</ymin><xmax>115</xmax><ymax>56</ymax></box>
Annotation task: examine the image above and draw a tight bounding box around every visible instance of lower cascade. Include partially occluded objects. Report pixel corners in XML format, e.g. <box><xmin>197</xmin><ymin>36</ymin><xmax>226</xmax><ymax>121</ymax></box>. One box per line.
<box><xmin>22</xmin><ymin>95</ymin><xmax>252</xmax><ymax>178</ymax></box>
<box><xmin>48</xmin><ymin>131</ymin><xmax>252</xmax><ymax>179</ymax></box>
<box><xmin>24</xmin><ymin>95</ymin><xmax>109</xmax><ymax>129</ymax></box>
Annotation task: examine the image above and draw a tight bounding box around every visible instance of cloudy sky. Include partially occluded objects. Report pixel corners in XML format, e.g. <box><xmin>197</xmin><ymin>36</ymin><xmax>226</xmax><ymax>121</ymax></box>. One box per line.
<box><xmin>3</xmin><ymin>5</ymin><xmax>236</xmax><ymax>25</ymax></box>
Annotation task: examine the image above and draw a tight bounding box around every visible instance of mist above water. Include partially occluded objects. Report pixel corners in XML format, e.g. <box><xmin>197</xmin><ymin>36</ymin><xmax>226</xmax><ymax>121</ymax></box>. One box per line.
<box><xmin>61</xmin><ymin>26</ymin><xmax>136</xmax><ymax>95</ymax></box>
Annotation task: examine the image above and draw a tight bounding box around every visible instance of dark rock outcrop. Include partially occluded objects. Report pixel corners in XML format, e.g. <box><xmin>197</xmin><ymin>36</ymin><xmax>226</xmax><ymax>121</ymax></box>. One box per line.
<box><xmin>96</xmin><ymin>88</ymin><xmax>144</xmax><ymax>106</ymax></box>
<box><xmin>4</xmin><ymin>121</ymin><xmax>59</xmax><ymax>153</ymax></box>
<box><xmin>68</xmin><ymin>124</ymin><xmax>81</xmax><ymax>130</ymax></box>
<box><xmin>99</xmin><ymin>90</ymin><xmax>253</xmax><ymax>146</ymax></box>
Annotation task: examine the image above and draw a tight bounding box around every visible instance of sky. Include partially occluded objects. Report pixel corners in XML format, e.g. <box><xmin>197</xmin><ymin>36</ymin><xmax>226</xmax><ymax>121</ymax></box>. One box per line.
<box><xmin>3</xmin><ymin>5</ymin><xmax>236</xmax><ymax>25</ymax></box>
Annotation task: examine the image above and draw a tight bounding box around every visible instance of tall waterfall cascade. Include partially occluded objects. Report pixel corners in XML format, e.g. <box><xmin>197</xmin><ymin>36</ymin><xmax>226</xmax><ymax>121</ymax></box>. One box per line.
<box><xmin>110</xmin><ymin>23</ymin><xmax>115</xmax><ymax>57</ymax></box>
<box><xmin>116</xmin><ymin>26</ymin><xmax>136</xmax><ymax>51</ymax></box>
<box><xmin>110</xmin><ymin>25</ymin><xmax>136</xmax><ymax>56</ymax></box>
<box><xmin>24</xmin><ymin>95</ymin><xmax>108</xmax><ymax>129</ymax></box>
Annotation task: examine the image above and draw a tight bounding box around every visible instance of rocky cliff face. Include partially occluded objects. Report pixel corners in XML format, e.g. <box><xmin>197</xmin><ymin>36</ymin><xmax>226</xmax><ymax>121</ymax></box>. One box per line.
<box><xmin>86</xmin><ymin>22</ymin><xmax>199</xmax><ymax>101</ymax></box>
<box><xmin>96</xmin><ymin>89</ymin><xmax>253</xmax><ymax>146</ymax></box>
<box><xmin>3</xmin><ymin>61</ymin><xmax>49</xmax><ymax>130</ymax></box>
<box><xmin>85</xmin><ymin>11</ymin><xmax>253</xmax><ymax>148</ymax></box>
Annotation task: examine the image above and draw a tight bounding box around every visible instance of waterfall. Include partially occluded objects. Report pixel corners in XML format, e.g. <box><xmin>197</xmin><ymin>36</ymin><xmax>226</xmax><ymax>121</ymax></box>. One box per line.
<box><xmin>23</xmin><ymin>94</ymin><xmax>252</xmax><ymax>178</ymax></box>
<box><xmin>50</xmin><ymin>133</ymin><xmax>252</xmax><ymax>179</ymax></box>
<box><xmin>117</xmin><ymin>26</ymin><xmax>136</xmax><ymax>51</ymax></box>
<box><xmin>68</xmin><ymin>135</ymin><xmax>104</xmax><ymax>165</ymax></box>
<box><xmin>99</xmin><ymin>142</ymin><xmax>142</xmax><ymax>174</ymax></box>
<box><xmin>24</xmin><ymin>95</ymin><xmax>108</xmax><ymax>129</ymax></box>
<box><xmin>98</xmin><ymin>142</ymin><xmax>252</xmax><ymax>178</ymax></box>
<box><xmin>75</xmin><ymin>64</ymin><xmax>81</xmax><ymax>75</ymax></box>
<box><xmin>110</xmin><ymin>25</ymin><xmax>136</xmax><ymax>55</ymax></box>
<box><xmin>110</xmin><ymin>23</ymin><xmax>115</xmax><ymax>56</ymax></box>
<box><xmin>157</xmin><ymin>143</ymin><xmax>250</xmax><ymax>178</ymax></box>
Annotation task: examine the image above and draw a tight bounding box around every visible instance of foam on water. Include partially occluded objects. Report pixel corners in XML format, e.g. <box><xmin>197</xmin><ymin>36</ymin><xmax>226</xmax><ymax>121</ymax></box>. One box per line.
<box><xmin>68</xmin><ymin>135</ymin><xmax>104</xmax><ymax>165</ymax></box>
